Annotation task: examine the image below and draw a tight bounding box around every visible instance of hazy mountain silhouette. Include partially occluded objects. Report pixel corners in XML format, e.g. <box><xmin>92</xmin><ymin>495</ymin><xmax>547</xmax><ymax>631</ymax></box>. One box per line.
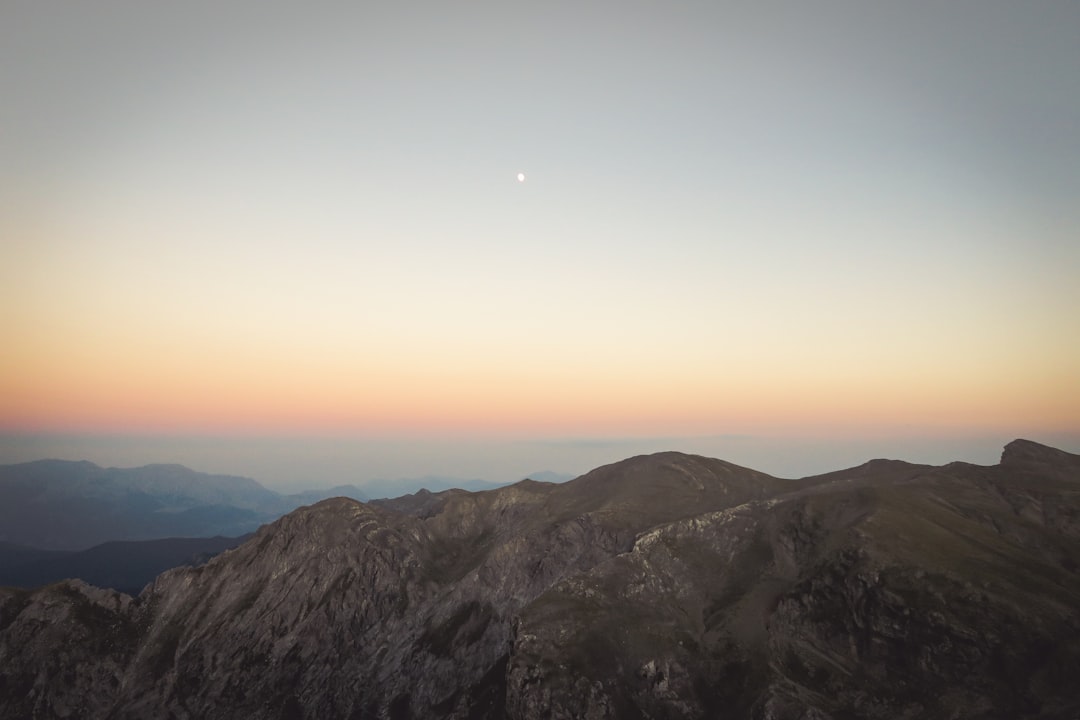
<box><xmin>0</xmin><ymin>535</ymin><xmax>249</xmax><ymax>595</ymax></box>
<box><xmin>0</xmin><ymin>440</ymin><xmax>1077</xmax><ymax>719</ymax></box>
<box><xmin>0</xmin><ymin>460</ymin><xmax>371</xmax><ymax>551</ymax></box>
<box><xmin>0</xmin><ymin>460</ymin><xmax>533</xmax><ymax>551</ymax></box>
<box><xmin>0</xmin><ymin>542</ymin><xmax>68</xmax><ymax>571</ymax></box>
<box><xmin>284</xmin><ymin>484</ymin><xmax>370</xmax><ymax>506</ymax></box>
<box><xmin>521</xmin><ymin>470</ymin><xmax>575</xmax><ymax>484</ymax></box>
<box><xmin>359</xmin><ymin>475</ymin><xmax>512</xmax><ymax>499</ymax></box>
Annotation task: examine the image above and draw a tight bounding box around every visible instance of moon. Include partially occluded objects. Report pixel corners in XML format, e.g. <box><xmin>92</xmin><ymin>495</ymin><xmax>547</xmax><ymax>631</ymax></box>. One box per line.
<box><xmin>517</xmin><ymin>172</ymin><xmax>525</xmax><ymax>182</ymax></box>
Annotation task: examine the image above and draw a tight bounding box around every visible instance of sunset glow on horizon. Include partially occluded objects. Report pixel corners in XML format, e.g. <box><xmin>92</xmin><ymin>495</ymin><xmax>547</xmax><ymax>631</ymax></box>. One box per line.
<box><xmin>3</xmin><ymin>2</ymin><xmax>1078</xmax><ymax>484</ymax></box>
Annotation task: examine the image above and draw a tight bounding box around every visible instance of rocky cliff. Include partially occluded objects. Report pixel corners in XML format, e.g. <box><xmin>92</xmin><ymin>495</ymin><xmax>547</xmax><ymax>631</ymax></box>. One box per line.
<box><xmin>1</xmin><ymin>441</ymin><xmax>1078</xmax><ymax>719</ymax></box>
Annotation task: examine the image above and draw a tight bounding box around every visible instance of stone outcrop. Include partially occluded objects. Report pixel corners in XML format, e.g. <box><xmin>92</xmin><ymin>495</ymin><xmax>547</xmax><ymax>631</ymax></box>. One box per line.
<box><xmin>1</xmin><ymin>442</ymin><xmax>1078</xmax><ymax>719</ymax></box>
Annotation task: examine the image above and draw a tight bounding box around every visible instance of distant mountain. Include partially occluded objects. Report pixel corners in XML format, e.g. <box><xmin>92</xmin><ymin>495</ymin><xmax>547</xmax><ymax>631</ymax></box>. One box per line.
<box><xmin>369</xmin><ymin>487</ymin><xmax>471</xmax><ymax>516</ymax></box>
<box><xmin>0</xmin><ymin>460</ymin><xmax>364</xmax><ymax>550</ymax></box>
<box><xmin>0</xmin><ymin>535</ymin><xmax>248</xmax><ymax>595</ymax></box>
<box><xmin>0</xmin><ymin>459</ymin><xmax>282</xmax><ymax>509</ymax></box>
<box><xmin>522</xmin><ymin>470</ymin><xmax>575</xmax><ymax>483</ymax></box>
<box><xmin>2</xmin><ymin>439</ymin><xmax>1076</xmax><ymax>718</ymax></box>
<box><xmin>0</xmin><ymin>542</ymin><xmax>68</xmax><ymax>571</ymax></box>
<box><xmin>358</xmin><ymin>475</ymin><xmax>511</xmax><ymax>499</ymax></box>
<box><xmin>285</xmin><ymin>484</ymin><xmax>369</xmax><ymax>506</ymax></box>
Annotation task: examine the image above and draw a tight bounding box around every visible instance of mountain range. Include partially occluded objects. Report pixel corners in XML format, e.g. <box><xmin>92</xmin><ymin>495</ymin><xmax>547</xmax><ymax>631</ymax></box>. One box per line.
<box><xmin>0</xmin><ymin>439</ymin><xmax>1077</xmax><ymax>719</ymax></box>
<box><xmin>0</xmin><ymin>536</ymin><xmax>250</xmax><ymax>597</ymax></box>
<box><xmin>0</xmin><ymin>461</ymin><xmax>527</xmax><ymax>552</ymax></box>
<box><xmin>0</xmin><ymin>460</ymin><xmax>331</xmax><ymax>551</ymax></box>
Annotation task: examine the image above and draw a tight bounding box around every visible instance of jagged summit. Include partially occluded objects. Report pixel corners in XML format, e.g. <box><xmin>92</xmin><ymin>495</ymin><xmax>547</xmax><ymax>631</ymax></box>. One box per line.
<box><xmin>1002</xmin><ymin>437</ymin><xmax>1080</xmax><ymax>467</ymax></box>
<box><xmin>1</xmin><ymin>441</ymin><xmax>1078</xmax><ymax>719</ymax></box>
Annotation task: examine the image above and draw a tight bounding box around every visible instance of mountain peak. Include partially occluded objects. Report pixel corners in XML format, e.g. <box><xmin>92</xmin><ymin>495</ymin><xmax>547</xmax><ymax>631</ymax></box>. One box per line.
<box><xmin>540</xmin><ymin>450</ymin><xmax>787</xmax><ymax>531</ymax></box>
<box><xmin>1001</xmin><ymin>438</ymin><xmax>1080</xmax><ymax>469</ymax></box>
<box><xmin>2</xmin><ymin>443</ymin><xmax>1080</xmax><ymax>718</ymax></box>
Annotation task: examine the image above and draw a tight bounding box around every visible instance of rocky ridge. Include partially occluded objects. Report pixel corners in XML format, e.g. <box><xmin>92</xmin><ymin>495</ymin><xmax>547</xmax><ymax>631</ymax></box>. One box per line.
<box><xmin>1</xmin><ymin>441</ymin><xmax>1078</xmax><ymax>719</ymax></box>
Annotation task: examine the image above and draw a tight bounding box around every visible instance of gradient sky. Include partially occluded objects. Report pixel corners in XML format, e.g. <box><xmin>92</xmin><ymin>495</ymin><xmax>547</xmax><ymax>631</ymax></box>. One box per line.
<box><xmin>2</xmin><ymin>2</ymin><xmax>1078</xmax><ymax>488</ymax></box>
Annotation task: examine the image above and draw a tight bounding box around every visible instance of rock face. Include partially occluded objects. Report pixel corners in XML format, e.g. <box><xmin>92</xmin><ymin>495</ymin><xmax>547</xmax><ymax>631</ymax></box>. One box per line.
<box><xmin>1</xmin><ymin>442</ymin><xmax>1079</xmax><ymax>719</ymax></box>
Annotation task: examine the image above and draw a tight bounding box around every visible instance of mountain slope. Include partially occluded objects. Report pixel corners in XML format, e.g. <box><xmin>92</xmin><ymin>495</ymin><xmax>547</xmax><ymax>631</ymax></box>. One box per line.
<box><xmin>0</xmin><ymin>441</ymin><xmax>1077</xmax><ymax>719</ymax></box>
<box><xmin>508</xmin><ymin>453</ymin><xmax>1080</xmax><ymax>718</ymax></box>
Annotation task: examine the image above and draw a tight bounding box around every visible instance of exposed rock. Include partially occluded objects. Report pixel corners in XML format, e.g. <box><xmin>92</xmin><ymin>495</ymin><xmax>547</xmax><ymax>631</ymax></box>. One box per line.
<box><xmin>1</xmin><ymin>442</ymin><xmax>1078</xmax><ymax>719</ymax></box>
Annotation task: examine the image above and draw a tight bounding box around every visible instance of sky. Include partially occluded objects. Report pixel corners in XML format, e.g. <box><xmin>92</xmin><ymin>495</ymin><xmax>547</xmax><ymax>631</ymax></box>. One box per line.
<box><xmin>2</xmin><ymin>1</ymin><xmax>1078</xmax><ymax>490</ymax></box>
